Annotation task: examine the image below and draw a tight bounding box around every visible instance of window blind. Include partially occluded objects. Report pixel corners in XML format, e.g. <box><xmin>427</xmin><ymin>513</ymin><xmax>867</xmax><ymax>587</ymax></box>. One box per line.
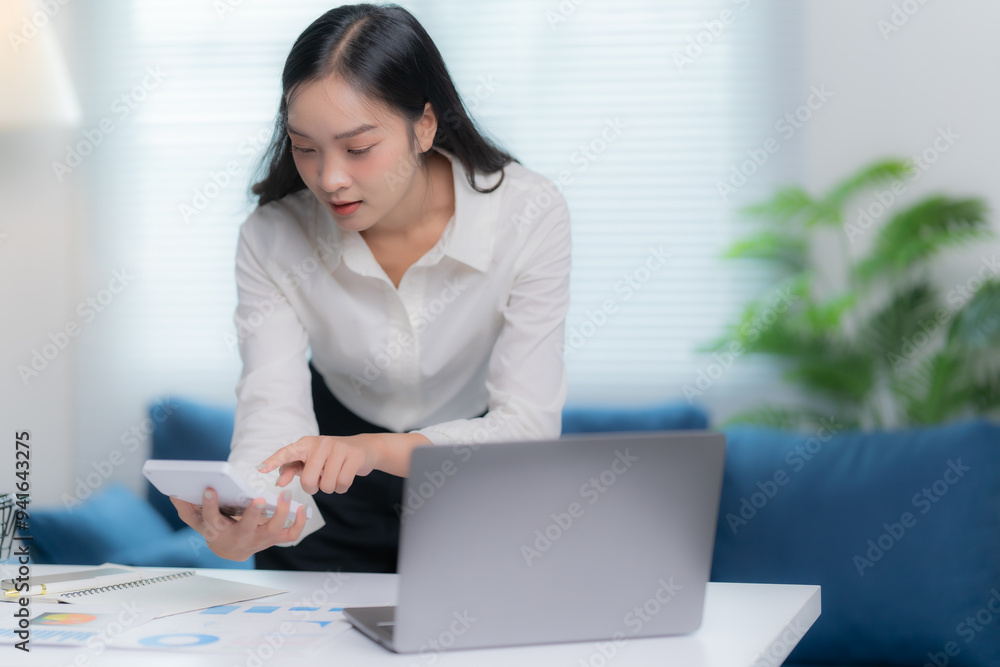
<box><xmin>63</xmin><ymin>0</ymin><xmax>803</xmax><ymax>479</ymax></box>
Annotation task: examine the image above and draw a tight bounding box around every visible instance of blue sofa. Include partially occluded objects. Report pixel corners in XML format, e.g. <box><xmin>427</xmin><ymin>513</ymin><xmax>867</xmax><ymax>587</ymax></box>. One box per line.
<box><xmin>24</xmin><ymin>397</ymin><xmax>256</xmax><ymax>570</ymax></box>
<box><xmin>713</xmin><ymin>419</ymin><xmax>999</xmax><ymax>667</ymax></box>
<box><xmin>21</xmin><ymin>399</ymin><xmax>708</xmax><ymax>572</ymax></box>
<box><xmin>22</xmin><ymin>398</ymin><xmax>1000</xmax><ymax>666</ymax></box>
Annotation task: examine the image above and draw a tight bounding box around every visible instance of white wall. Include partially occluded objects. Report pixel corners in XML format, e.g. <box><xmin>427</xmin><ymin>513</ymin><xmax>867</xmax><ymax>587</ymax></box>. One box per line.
<box><xmin>1</xmin><ymin>3</ymin><xmax>86</xmax><ymax>508</ymax></box>
<box><xmin>6</xmin><ymin>0</ymin><xmax>1000</xmax><ymax>510</ymax></box>
<box><xmin>801</xmin><ymin>0</ymin><xmax>1000</xmax><ymax>293</ymax></box>
<box><xmin>0</xmin><ymin>132</ymin><xmax>78</xmax><ymax>507</ymax></box>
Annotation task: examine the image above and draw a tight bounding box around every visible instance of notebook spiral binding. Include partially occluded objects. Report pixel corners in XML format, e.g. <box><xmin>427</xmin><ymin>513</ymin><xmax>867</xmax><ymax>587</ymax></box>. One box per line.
<box><xmin>60</xmin><ymin>570</ymin><xmax>195</xmax><ymax>598</ymax></box>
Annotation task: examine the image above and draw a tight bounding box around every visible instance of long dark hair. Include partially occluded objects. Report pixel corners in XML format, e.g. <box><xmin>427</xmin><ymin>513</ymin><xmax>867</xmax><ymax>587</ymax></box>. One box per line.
<box><xmin>249</xmin><ymin>3</ymin><xmax>518</xmax><ymax>207</ymax></box>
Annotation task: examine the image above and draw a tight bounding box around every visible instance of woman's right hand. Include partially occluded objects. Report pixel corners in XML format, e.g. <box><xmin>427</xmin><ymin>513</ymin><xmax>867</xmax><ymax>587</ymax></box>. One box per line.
<box><xmin>170</xmin><ymin>487</ymin><xmax>307</xmax><ymax>562</ymax></box>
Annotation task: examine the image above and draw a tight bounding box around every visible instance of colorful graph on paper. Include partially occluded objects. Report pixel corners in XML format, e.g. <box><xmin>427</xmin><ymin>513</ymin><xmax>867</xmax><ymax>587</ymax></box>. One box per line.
<box><xmin>109</xmin><ymin>603</ymin><xmax>352</xmax><ymax>654</ymax></box>
<box><xmin>0</xmin><ymin>604</ymin><xmax>159</xmax><ymax>647</ymax></box>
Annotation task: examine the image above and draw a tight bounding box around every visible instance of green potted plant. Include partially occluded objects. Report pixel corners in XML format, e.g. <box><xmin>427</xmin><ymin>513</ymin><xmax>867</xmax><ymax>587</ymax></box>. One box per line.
<box><xmin>702</xmin><ymin>159</ymin><xmax>1000</xmax><ymax>430</ymax></box>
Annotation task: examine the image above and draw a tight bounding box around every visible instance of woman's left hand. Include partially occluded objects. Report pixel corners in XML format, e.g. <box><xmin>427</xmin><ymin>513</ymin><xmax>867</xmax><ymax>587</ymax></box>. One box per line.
<box><xmin>257</xmin><ymin>434</ymin><xmax>383</xmax><ymax>494</ymax></box>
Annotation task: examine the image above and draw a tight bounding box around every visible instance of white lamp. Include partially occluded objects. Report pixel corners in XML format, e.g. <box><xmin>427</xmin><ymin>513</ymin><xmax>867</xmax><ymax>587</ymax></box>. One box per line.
<box><xmin>0</xmin><ymin>0</ymin><xmax>82</xmax><ymax>130</ymax></box>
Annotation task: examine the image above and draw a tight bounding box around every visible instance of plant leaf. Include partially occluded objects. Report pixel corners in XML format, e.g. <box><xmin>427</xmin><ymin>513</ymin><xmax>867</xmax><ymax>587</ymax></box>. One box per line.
<box><xmin>861</xmin><ymin>282</ymin><xmax>944</xmax><ymax>366</ymax></box>
<box><xmin>892</xmin><ymin>350</ymin><xmax>973</xmax><ymax>424</ymax></box>
<box><xmin>854</xmin><ymin>197</ymin><xmax>991</xmax><ymax>282</ymax></box>
<box><xmin>810</xmin><ymin>159</ymin><xmax>913</xmax><ymax>226</ymax></box>
<box><xmin>783</xmin><ymin>364</ymin><xmax>874</xmax><ymax>406</ymax></box>
<box><xmin>722</xmin><ymin>231</ymin><xmax>808</xmax><ymax>273</ymax></box>
<box><xmin>794</xmin><ymin>292</ymin><xmax>858</xmax><ymax>334</ymax></box>
<box><xmin>947</xmin><ymin>279</ymin><xmax>1000</xmax><ymax>350</ymax></box>
<box><xmin>782</xmin><ymin>344</ymin><xmax>877</xmax><ymax>405</ymax></box>
<box><xmin>739</xmin><ymin>186</ymin><xmax>815</xmax><ymax>225</ymax></box>
<box><xmin>696</xmin><ymin>274</ymin><xmax>809</xmax><ymax>354</ymax></box>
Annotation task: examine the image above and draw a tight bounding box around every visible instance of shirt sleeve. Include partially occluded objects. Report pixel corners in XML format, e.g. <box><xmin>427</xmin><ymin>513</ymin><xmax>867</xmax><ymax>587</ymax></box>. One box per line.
<box><xmin>411</xmin><ymin>187</ymin><xmax>572</xmax><ymax>445</ymax></box>
<box><xmin>226</xmin><ymin>216</ymin><xmax>326</xmax><ymax>546</ymax></box>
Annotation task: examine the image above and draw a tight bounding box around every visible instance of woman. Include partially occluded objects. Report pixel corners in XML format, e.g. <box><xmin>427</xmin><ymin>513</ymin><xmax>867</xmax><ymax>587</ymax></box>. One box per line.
<box><xmin>171</xmin><ymin>3</ymin><xmax>571</xmax><ymax>573</ymax></box>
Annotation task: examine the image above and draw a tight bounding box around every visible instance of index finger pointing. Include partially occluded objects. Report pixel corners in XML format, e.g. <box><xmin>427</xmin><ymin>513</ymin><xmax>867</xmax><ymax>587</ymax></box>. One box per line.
<box><xmin>257</xmin><ymin>441</ymin><xmax>308</xmax><ymax>474</ymax></box>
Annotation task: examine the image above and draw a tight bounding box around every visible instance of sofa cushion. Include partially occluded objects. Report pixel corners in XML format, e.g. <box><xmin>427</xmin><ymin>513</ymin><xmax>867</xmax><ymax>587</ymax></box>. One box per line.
<box><xmin>148</xmin><ymin>397</ymin><xmax>236</xmax><ymax>529</ymax></box>
<box><xmin>712</xmin><ymin>418</ymin><xmax>1000</xmax><ymax>666</ymax></box>
<box><xmin>25</xmin><ymin>483</ymin><xmax>175</xmax><ymax>565</ymax></box>
<box><xmin>562</xmin><ymin>401</ymin><xmax>709</xmax><ymax>434</ymax></box>
<box><xmin>144</xmin><ymin>399</ymin><xmax>710</xmax><ymax>525</ymax></box>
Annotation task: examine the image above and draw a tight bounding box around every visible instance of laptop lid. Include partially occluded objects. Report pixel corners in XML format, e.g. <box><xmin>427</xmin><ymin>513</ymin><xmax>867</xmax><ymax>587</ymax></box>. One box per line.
<box><xmin>391</xmin><ymin>429</ymin><xmax>726</xmax><ymax>652</ymax></box>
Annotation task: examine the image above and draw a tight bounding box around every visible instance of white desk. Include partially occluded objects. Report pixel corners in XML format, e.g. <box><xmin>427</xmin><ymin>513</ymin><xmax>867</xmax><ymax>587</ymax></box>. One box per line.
<box><xmin>4</xmin><ymin>565</ymin><xmax>820</xmax><ymax>666</ymax></box>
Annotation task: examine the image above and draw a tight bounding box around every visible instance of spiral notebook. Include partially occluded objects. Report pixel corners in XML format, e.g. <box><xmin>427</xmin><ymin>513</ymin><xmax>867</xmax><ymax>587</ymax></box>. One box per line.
<box><xmin>42</xmin><ymin>565</ymin><xmax>287</xmax><ymax>618</ymax></box>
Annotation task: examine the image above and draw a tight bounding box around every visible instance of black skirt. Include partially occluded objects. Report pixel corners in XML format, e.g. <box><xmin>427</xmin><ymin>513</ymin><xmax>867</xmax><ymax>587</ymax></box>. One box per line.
<box><xmin>254</xmin><ymin>360</ymin><xmax>481</xmax><ymax>573</ymax></box>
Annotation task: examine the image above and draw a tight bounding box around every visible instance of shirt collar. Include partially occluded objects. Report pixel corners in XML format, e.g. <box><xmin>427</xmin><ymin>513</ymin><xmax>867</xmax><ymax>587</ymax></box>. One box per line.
<box><xmin>315</xmin><ymin>145</ymin><xmax>499</xmax><ymax>278</ymax></box>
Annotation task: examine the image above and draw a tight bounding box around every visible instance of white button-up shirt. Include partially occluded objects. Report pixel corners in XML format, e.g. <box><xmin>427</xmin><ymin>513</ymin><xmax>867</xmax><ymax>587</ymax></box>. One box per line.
<box><xmin>227</xmin><ymin>146</ymin><xmax>572</xmax><ymax>544</ymax></box>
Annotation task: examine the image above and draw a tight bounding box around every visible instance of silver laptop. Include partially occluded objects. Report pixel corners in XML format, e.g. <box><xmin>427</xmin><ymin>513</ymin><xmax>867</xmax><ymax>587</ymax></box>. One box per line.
<box><xmin>343</xmin><ymin>429</ymin><xmax>726</xmax><ymax>653</ymax></box>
